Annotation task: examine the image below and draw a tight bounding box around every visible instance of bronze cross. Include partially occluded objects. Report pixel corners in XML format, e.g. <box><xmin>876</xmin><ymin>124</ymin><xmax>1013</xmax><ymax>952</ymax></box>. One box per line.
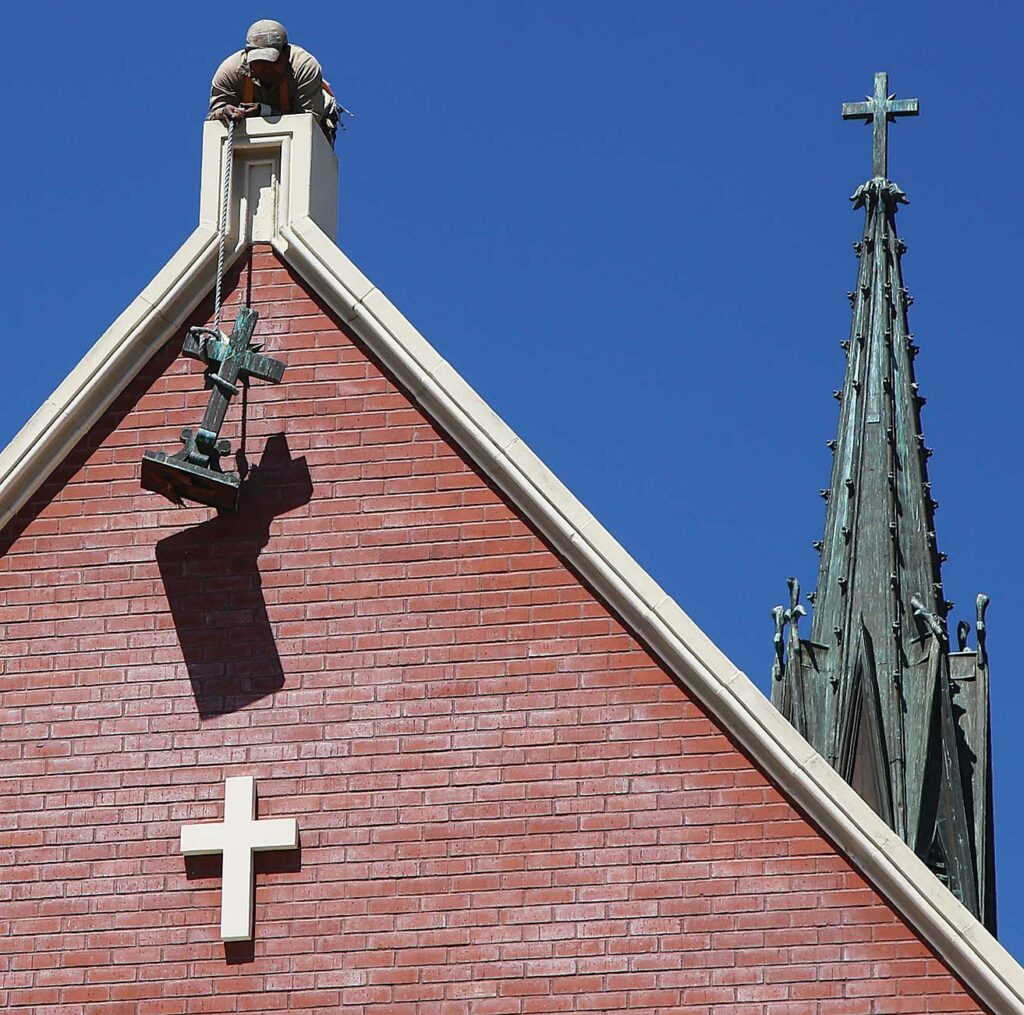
<box><xmin>140</xmin><ymin>306</ymin><xmax>286</xmax><ymax>510</ymax></box>
<box><xmin>842</xmin><ymin>72</ymin><xmax>919</xmax><ymax>179</ymax></box>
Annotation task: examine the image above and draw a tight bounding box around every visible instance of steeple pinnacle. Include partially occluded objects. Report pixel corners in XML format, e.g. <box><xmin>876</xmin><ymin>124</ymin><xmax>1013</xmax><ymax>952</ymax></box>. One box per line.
<box><xmin>842</xmin><ymin>71</ymin><xmax>919</xmax><ymax>179</ymax></box>
<box><xmin>771</xmin><ymin>75</ymin><xmax>996</xmax><ymax>930</ymax></box>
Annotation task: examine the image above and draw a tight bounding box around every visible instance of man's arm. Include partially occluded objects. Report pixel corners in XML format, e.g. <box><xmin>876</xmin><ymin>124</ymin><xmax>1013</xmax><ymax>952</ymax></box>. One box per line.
<box><xmin>290</xmin><ymin>50</ymin><xmax>326</xmax><ymax>120</ymax></box>
<box><xmin>208</xmin><ymin>53</ymin><xmax>251</xmax><ymax>121</ymax></box>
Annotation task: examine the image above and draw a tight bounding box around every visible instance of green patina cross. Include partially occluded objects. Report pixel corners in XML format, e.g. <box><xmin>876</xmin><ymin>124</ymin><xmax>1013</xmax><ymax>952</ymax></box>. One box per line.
<box><xmin>141</xmin><ymin>307</ymin><xmax>286</xmax><ymax>510</ymax></box>
<box><xmin>842</xmin><ymin>72</ymin><xmax>919</xmax><ymax>179</ymax></box>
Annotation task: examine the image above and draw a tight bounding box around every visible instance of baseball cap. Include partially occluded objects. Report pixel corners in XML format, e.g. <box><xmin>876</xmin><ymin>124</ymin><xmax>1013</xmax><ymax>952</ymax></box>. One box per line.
<box><xmin>245</xmin><ymin>19</ymin><xmax>289</xmax><ymax>63</ymax></box>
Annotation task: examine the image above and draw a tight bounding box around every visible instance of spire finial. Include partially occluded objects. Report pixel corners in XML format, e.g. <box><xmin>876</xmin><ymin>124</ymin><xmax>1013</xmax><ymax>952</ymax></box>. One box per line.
<box><xmin>842</xmin><ymin>72</ymin><xmax>919</xmax><ymax>179</ymax></box>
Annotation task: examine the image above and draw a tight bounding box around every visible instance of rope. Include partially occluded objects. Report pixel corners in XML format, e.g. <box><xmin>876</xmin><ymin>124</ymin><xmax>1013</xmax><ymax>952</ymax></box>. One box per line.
<box><xmin>213</xmin><ymin>119</ymin><xmax>235</xmax><ymax>334</ymax></box>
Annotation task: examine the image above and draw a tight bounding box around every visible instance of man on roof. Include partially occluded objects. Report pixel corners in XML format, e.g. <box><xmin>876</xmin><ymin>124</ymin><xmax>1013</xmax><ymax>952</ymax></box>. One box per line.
<box><xmin>208</xmin><ymin>20</ymin><xmax>342</xmax><ymax>146</ymax></box>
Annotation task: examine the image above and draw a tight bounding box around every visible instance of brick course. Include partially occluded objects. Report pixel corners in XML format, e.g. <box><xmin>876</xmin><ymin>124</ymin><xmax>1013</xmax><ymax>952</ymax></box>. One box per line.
<box><xmin>0</xmin><ymin>247</ymin><xmax>986</xmax><ymax>1013</ymax></box>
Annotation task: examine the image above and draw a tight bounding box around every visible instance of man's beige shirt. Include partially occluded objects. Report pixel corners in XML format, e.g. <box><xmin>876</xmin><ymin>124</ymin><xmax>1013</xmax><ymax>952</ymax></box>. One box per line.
<box><xmin>208</xmin><ymin>44</ymin><xmax>326</xmax><ymax>121</ymax></box>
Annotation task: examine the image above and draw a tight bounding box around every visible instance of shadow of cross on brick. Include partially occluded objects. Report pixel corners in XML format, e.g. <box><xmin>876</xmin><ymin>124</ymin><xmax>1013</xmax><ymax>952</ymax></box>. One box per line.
<box><xmin>156</xmin><ymin>433</ymin><xmax>313</xmax><ymax>718</ymax></box>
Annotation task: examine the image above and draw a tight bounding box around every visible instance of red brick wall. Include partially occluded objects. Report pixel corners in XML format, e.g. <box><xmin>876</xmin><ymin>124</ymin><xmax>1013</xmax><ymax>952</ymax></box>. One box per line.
<box><xmin>0</xmin><ymin>247</ymin><xmax>986</xmax><ymax>1013</ymax></box>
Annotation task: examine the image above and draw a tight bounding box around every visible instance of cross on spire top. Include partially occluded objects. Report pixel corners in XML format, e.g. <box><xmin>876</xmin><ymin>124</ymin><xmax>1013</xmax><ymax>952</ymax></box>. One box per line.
<box><xmin>842</xmin><ymin>72</ymin><xmax>919</xmax><ymax>179</ymax></box>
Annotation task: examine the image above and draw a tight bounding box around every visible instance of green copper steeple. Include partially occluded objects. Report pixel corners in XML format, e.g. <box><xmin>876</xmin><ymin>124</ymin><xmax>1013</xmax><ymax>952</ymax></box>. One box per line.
<box><xmin>770</xmin><ymin>73</ymin><xmax>996</xmax><ymax>930</ymax></box>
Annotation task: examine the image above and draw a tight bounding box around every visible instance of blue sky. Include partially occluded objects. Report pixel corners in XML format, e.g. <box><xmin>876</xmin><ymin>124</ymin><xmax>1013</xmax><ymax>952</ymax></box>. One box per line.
<box><xmin>4</xmin><ymin>0</ymin><xmax>1023</xmax><ymax>958</ymax></box>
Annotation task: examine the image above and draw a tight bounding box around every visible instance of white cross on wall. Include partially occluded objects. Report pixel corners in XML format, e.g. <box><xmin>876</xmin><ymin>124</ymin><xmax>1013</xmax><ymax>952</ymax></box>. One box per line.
<box><xmin>179</xmin><ymin>776</ymin><xmax>299</xmax><ymax>942</ymax></box>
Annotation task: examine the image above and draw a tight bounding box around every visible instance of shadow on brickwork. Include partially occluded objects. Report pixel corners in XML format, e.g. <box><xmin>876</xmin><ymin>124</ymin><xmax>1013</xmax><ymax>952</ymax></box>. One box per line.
<box><xmin>157</xmin><ymin>433</ymin><xmax>312</xmax><ymax>718</ymax></box>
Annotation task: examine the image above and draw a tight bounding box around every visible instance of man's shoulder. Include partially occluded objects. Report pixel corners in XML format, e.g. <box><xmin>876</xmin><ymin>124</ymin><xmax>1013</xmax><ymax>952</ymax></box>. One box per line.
<box><xmin>287</xmin><ymin>44</ymin><xmax>322</xmax><ymax>74</ymax></box>
<box><xmin>213</xmin><ymin>50</ymin><xmax>247</xmax><ymax>84</ymax></box>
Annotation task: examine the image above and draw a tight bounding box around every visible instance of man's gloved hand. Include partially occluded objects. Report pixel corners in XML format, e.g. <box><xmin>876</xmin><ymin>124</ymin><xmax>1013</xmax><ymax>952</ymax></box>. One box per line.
<box><xmin>217</xmin><ymin>103</ymin><xmax>262</xmax><ymax>123</ymax></box>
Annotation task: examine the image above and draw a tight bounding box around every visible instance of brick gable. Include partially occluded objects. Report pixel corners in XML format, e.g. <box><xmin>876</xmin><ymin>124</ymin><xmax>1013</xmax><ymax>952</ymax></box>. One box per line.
<box><xmin>0</xmin><ymin>247</ymin><xmax>986</xmax><ymax>1013</ymax></box>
